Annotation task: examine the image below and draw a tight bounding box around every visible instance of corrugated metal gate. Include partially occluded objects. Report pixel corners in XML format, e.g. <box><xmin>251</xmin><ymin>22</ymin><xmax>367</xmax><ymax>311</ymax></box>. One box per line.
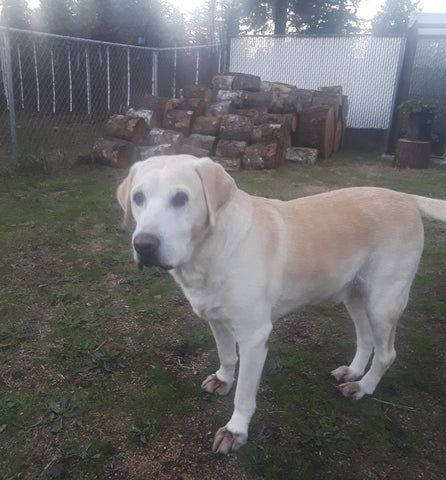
<box><xmin>230</xmin><ymin>35</ymin><xmax>406</xmax><ymax>130</ymax></box>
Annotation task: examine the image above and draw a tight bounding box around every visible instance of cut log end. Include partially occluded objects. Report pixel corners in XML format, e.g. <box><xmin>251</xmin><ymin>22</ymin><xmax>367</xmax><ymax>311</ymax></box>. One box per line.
<box><xmin>394</xmin><ymin>139</ymin><xmax>431</xmax><ymax>169</ymax></box>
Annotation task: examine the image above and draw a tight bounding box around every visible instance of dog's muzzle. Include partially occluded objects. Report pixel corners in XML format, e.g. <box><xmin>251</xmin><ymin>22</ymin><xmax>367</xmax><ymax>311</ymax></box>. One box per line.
<box><xmin>133</xmin><ymin>233</ymin><xmax>172</xmax><ymax>270</ymax></box>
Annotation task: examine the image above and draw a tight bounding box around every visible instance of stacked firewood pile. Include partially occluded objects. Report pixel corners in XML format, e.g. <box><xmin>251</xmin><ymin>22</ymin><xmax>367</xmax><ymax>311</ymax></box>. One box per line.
<box><xmin>92</xmin><ymin>72</ymin><xmax>348</xmax><ymax>170</ymax></box>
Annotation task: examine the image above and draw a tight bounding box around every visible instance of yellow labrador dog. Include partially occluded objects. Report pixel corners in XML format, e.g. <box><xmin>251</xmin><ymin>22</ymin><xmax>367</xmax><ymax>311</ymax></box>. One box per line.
<box><xmin>117</xmin><ymin>154</ymin><xmax>446</xmax><ymax>454</ymax></box>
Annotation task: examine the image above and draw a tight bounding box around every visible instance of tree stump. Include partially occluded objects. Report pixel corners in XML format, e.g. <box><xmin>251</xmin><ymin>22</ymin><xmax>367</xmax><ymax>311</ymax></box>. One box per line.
<box><xmin>394</xmin><ymin>139</ymin><xmax>431</xmax><ymax>169</ymax></box>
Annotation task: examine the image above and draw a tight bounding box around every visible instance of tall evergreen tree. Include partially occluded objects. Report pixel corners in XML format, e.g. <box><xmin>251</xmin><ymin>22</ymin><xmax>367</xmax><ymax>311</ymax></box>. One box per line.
<box><xmin>371</xmin><ymin>0</ymin><xmax>419</xmax><ymax>35</ymax></box>
<box><xmin>289</xmin><ymin>0</ymin><xmax>359</xmax><ymax>34</ymax></box>
<box><xmin>37</xmin><ymin>0</ymin><xmax>76</xmax><ymax>36</ymax></box>
<box><xmin>0</xmin><ymin>0</ymin><xmax>31</xmax><ymax>29</ymax></box>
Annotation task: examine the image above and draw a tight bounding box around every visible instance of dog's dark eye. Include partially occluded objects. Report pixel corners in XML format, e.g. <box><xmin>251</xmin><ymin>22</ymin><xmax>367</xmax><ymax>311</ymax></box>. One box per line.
<box><xmin>171</xmin><ymin>191</ymin><xmax>189</xmax><ymax>208</ymax></box>
<box><xmin>133</xmin><ymin>191</ymin><xmax>145</xmax><ymax>206</ymax></box>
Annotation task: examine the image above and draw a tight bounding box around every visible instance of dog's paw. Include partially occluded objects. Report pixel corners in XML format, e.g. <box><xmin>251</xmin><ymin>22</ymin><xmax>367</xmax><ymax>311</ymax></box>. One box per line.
<box><xmin>212</xmin><ymin>426</ymin><xmax>247</xmax><ymax>454</ymax></box>
<box><xmin>201</xmin><ymin>374</ymin><xmax>232</xmax><ymax>396</ymax></box>
<box><xmin>337</xmin><ymin>381</ymin><xmax>366</xmax><ymax>400</ymax></box>
<box><xmin>331</xmin><ymin>365</ymin><xmax>360</xmax><ymax>383</ymax></box>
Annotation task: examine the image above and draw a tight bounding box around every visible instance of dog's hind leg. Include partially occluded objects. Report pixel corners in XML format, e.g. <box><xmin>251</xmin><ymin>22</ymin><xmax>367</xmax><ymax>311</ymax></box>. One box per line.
<box><xmin>201</xmin><ymin>319</ymin><xmax>238</xmax><ymax>396</ymax></box>
<box><xmin>332</xmin><ymin>295</ymin><xmax>374</xmax><ymax>383</ymax></box>
<box><xmin>338</xmin><ymin>277</ymin><xmax>411</xmax><ymax>400</ymax></box>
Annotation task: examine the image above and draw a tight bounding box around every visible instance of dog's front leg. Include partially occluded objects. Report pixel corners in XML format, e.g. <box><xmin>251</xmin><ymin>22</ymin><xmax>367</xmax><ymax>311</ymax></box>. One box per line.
<box><xmin>202</xmin><ymin>319</ymin><xmax>238</xmax><ymax>396</ymax></box>
<box><xmin>212</xmin><ymin>322</ymin><xmax>272</xmax><ymax>454</ymax></box>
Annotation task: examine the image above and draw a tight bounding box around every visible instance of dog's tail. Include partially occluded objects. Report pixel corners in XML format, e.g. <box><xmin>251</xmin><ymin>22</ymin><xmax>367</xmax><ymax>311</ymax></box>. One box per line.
<box><xmin>412</xmin><ymin>194</ymin><xmax>446</xmax><ymax>222</ymax></box>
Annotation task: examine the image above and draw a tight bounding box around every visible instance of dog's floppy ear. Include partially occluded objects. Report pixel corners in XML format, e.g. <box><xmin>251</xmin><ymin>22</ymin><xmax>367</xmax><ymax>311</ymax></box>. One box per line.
<box><xmin>116</xmin><ymin>163</ymin><xmax>139</xmax><ymax>228</ymax></box>
<box><xmin>195</xmin><ymin>158</ymin><xmax>237</xmax><ymax>228</ymax></box>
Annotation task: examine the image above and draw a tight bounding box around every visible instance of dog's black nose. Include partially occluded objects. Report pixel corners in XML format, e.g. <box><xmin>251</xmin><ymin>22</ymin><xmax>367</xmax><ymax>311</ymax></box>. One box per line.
<box><xmin>133</xmin><ymin>233</ymin><xmax>160</xmax><ymax>256</ymax></box>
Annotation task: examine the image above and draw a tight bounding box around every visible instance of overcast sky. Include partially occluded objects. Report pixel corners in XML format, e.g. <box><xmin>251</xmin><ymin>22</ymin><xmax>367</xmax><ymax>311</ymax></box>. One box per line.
<box><xmin>25</xmin><ymin>0</ymin><xmax>446</xmax><ymax>19</ymax></box>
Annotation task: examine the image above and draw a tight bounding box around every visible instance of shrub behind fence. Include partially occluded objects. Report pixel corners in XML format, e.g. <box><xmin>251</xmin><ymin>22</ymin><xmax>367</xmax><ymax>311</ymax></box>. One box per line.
<box><xmin>0</xmin><ymin>27</ymin><xmax>226</xmax><ymax>168</ymax></box>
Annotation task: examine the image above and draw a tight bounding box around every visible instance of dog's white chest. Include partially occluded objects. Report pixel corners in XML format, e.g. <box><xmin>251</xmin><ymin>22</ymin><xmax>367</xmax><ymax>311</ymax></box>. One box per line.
<box><xmin>170</xmin><ymin>269</ymin><xmax>228</xmax><ymax>321</ymax></box>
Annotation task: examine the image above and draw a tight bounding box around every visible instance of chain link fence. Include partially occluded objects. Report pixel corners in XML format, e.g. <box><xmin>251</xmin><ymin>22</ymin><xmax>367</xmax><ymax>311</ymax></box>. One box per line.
<box><xmin>409</xmin><ymin>36</ymin><xmax>446</xmax><ymax>150</ymax></box>
<box><xmin>0</xmin><ymin>27</ymin><xmax>226</xmax><ymax>169</ymax></box>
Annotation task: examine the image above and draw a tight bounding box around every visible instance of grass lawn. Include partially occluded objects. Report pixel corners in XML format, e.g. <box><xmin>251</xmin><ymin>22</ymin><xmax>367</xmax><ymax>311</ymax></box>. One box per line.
<box><xmin>1</xmin><ymin>150</ymin><xmax>445</xmax><ymax>479</ymax></box>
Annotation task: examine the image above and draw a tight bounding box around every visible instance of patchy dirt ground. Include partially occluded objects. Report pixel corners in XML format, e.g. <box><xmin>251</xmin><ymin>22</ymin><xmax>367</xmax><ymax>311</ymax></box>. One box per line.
<box><xmin>1</xmin><ymin>156</ymin><xmax>446</xmax><ymax>479</ymax></box>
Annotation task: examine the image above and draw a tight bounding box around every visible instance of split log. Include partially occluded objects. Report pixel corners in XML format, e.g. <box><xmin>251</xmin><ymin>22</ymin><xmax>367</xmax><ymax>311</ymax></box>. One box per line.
<box><xmin>206</xmin><ymin>101</ymin><xmax>235</xmax><ymax>116</ymax></box>
<box><xmin>104</xmin><ymin>115</ymin><xmax>145</xmax><ymax>144</ymax></box>
<box><xmin>285</xmin><ymin>147</ymin><xmax>318</xmax><ymax>166</ymax></box>
<box><xmin>244</xmin><ymin>91</ymin><xmax>272</xmax><ymax>109</ymax></box>
<box><xmin>333</xmin><ymin>119</ymin><xmax>343</xmax><ymax>153</ymax></box>
<box><xmin>176</xmin><ymin>98</ymin><xmax>206</xmax><ymax>115</ymax></box>
<box><xmin>242</xmin><ymin>143</ymin><xmax>280</xmax><ymax>170</ymax></box>
<box><xmin>92</xmin><ymin>137</ymin><xmax>136</xmax><ymax>168</ymax></box>
<box><xmin>163</xmin><ymin>109</ymin><xmax>196</xmax><ymax>136</ymax></box>
<box><xmin>148</xmin><ymin>128</ymin><xmax>184</xmax><ymax>146</ymax></box>
<box><xmin>215</xmin><ymin>139</ymin><xmax>247</xmax><ymax>159</ymax></box>
<box><xmin>394</xmin><ymin>139</ymin><xmax>431</xmax><ymax>169</ymax></box>
<box><xmin>220</xmin><ymin>114</ymin><xmax>254</xmax><ymax>142</ymax></box>
<box><xmin>257</xmin><ymin>113</ymin><xmax>297</xmax><ymax>132</ymax></box>
<box><xmin>175</xmin><ymin>143</ymin><xmax>209</xmax><ymax>158</ymax></box>
<box><xmin>297</xmin><ymin>105</ymin><xmax>335</xmax><ymax>159</ymax></box>
<box><xmin>191</xmin><ymin>116</ymin><xmax>222</xmax><ymax>136</ymax></box>
<box><xmin>212</xmin><ymin>72</ymin><xmax>261</xmax><ymax>91</ymax></box>
<box><xmin>260</xmin><ymin>81</ymin><xmax>273</xmax><ymax>92</ymax></box>
<box><xmin>234</xmin><ymin>108</ymin><xmax>265</xmax><ymax>123</ymax></box>
<box><xmin>124</xmin><ymin>107</ymin><xmax>160</xmax><ymax>130</ymax></box>
<box><xmin>312</xmin><ymin>91</ymin><xmax>342</xmax><ymax>120</ymax></box>
<box><xmin>136</xmin><ymin>144</ymin><xmax>175</xmax><ymax>160</ymax></box>
<box><xmin>181</xmin><ymin>85</ymin><xmax>212</xmax><ymax>103</ymax></box>
<box><xmin>340</xmin><ymin>96</ymin><xmax>349</xmax><ymax>123</ymax></box>
<box><xmin>140</xmin><ymin>94</ymin><xmax>173</xmax><ymax>119</ymax></box>
<box><xmin>270</xmin><ymin>83</ymin><xmax>303</xmax><ymax>115</ymax></box>
<box><xmin>182</xmin><ymin>134</ymin><xmax>217</xmax><ymax>153</ymax></box>
<box><xmin>295</xmin><ymin>89</ymin><xmax>315</xmax><ymax>109</ymax></box>
<box><xmin>319</xmin><ymin>85</ymin><xmax>343</xmax><ymax>95</ymax></box>
<box><xmin>215</xmin><ymin>89</ymin><xmax>249</xmax><ymax>108</ymax></box>
<box><xmin>252</xmin><ymin>123</ymin><xmax>287</xmax><ymax>146</ymax></box>
<box><xmin>213</xmin><ymin>157</ymin><xmax>241</xmax><ymax>172</ymax></box>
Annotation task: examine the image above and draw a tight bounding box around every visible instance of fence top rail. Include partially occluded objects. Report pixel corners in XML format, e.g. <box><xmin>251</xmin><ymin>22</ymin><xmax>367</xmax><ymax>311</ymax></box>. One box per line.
<box><xmin>0</xmin><ymin>26</ymin><xmax>225</xmax><ymax>52</ymax></box>
<box><xmin>231</xmin><ymin>33</ymin><xmax>407</xmax><ymax>40</ymax></box>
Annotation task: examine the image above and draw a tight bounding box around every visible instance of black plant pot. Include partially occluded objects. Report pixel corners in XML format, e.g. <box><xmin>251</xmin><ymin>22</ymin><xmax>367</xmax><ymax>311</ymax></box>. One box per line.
<box><xmin>407</xmin><ymin>112</ymin><xmax>434</xmax><ymax>141</ymax></box>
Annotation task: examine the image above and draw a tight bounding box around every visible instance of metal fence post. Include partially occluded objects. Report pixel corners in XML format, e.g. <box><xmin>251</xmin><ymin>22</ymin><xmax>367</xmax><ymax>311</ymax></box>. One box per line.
<box><xmin>195</xmin><ymin>49</ymin><xmax>200</xmax><ymax>85</ymax></box>
<box><xmin>85</xmin><ymin>45</ymin><xmax>91</xmax><ymax>116</ymax></box>
<box><xmin>3</xmin><ymin>29</ymin><xmax>18</xmax><ymax>167</ymax></box>
<box><xmin>152</xmin><ymin>50</ymin><xmax>158</xmax><ymax>96</ymax></box>
<box><xmin>172</xmin><ymin>48</ymin><xmax>177</xmax><ymax>99</ymax></box>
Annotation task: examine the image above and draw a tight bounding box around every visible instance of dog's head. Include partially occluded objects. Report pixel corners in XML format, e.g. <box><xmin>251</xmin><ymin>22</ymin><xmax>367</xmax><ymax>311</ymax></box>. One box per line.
<box><xmin>117</xmin><ymin>155</ymin><xmax>237</xmax><ymax>270</ymax></box>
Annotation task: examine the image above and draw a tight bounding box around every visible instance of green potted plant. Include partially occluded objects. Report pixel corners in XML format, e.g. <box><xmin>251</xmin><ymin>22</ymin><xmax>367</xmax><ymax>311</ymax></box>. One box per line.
<box><xmin>398</xmin><ymin>97</ymin><xmax>443</xmax><ymax>142</ymax></box>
